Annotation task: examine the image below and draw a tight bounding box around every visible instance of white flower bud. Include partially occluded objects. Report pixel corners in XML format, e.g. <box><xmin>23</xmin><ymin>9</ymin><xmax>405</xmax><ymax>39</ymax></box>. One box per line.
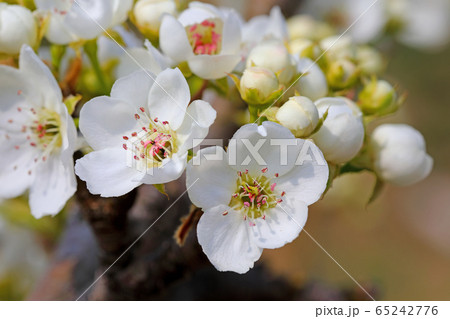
<box><xmin>358</xmin><ymin>79</ymin><xmax>397</xmax><ymax>115</ymax></box>
<box><xmin>240</xmin><ymin>67</ymin><xmax>280</xmax><ymax>104</ymax></box>
<box><xmin>133</xmin><ymin>0</ymin><xmax>176</xmax><ymax>40</ymax></box>
<box><xmin>0</xmin><ymin>4</ymin><xmax>37</xmax><ymax>55</ymax></box>
<box><xmin>370</xmin><ymin>124</ymin><xmax>433</xmax><ymax>186</ymax></box>
<box><xmin>287</xmin><ymin>15</ymin><xmax>334</xmax><ymax>41</ymax></box>
<box><xmin>246</xmin><ymin>39</ymin><xmax>295</xmax><ymax>84</ymax></box>
<box><xmin>312</xmin><ymin>97</ymin><xmax>364</xmax><ymax>164</ymax></box>
<box><xmin>320</xmin><ymin>35</ymin><xmax>355</xmax><ymax>61</ymax></box>
<box><xmin>326</xmin><ymin>59</ymin><xmax>359</xmax><ymax>90</ymax></box>
<box><xmin>276</xmin><ymin>96</ymin><xmax>319</xmax><ymax>137</ymax></box>
<box><xmin>294</xmin><ymin>58</ymin><xmax>328</xmax><ymax>101</ymax></box>
<box><xmin>356</xmin><ymin>46</ymin><xmax>385</xmax><ymax>75</ymax></box>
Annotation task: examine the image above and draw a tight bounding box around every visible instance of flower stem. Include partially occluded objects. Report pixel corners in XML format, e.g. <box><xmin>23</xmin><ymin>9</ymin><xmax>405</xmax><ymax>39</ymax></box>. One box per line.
<box><xmin>83</xmin><ymin>40</ymin><xmax>108</xmax><ymax>95</ymax></box>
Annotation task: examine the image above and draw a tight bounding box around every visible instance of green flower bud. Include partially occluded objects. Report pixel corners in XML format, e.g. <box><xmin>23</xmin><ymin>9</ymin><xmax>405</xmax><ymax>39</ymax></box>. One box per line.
<box><xmin>358</xmin><ymin>79</ymin><xmax>397</xmax><ymax>115</ymax></box>
<box><xmin>326</xmin><ymin>59</ymin><xmax>359</xmax><ymax>90</ymax></box>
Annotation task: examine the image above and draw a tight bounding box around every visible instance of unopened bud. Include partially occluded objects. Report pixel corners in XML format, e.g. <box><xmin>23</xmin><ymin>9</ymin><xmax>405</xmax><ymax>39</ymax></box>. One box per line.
<box><xmin>276</xmin><ymin>96</ymin><xmax>319</xmax><ymax>137</ymax></box>
<box><xmin>240</xmin><ymin>67</ymin><xmax>280</xmax><ymax>105</ymax></box>
<box><xmin>326</xmin><ymin>59</ymin><xmax>359</xmax><ymax>90</ymax></box>
<box><xmin>246</xmin><ymin>39</ymin><xmax>295</xmax><ymax>84</ymax></box>
<box><xmin>133</xmin><ymin>0</ymin><xmax>176</xmax><ymax>42</ymax></box>
<box><xmin>358</xmin><ymin>79</ymin><xmax>397</xmax><ymax>115</ymax></box>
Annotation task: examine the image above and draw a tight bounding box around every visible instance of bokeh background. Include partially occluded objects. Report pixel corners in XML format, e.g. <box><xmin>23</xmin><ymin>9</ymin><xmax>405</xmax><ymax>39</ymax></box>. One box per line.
<box><xmin>0</xmin><ymin>0</ymin><xmax>449</xmax><ymax>300</ymax></box>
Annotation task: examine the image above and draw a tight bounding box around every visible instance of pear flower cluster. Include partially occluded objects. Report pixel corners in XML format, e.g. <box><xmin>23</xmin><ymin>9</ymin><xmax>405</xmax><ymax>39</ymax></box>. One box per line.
<box><xmin>0</xmin><ymin>1</ymin><xmax>435</xmax><ymax>274</ymax></box>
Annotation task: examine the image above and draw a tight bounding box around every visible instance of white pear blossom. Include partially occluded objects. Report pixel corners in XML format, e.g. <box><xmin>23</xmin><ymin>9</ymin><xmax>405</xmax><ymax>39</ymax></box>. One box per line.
<box><xmin>0</xmin><ymin>4</ymin><xmax>37</xmax><ymax>55</ymax></box>
<box><xmin>0</xmin><ymin>45</ymin><xmax>77</xmax><ymax>218</ymax></box>
<box><xmin>75</xmin><ymin>68</ymin><xmax>216</xmax><ymax>197</ymax></box>
<box><xmin>387</xmin><ymin>0</ymin><xmax>450</xmax><ymax>50</ymax></box>
<box><xmin>186</xmin><ymin>121</ymin><xmax>328</xmax><ymax>273</ymax></box>
<box><xmin>35</xmin><ymin>0</ymin><xmax>133</xmax><ymax>45</ymax></box>
<box><xmin>246</xmin><ymin>39</ymin><xmax>295</xmax><ymax>84</ymax></box>
<box><xmin>242</xmin><ymin>6</ymin><xmax>288</xmax><ymax>47</ymax></box>
<box><xmin>370</xmin><ymin>124</ymin><xmax>433</xmax><ymax>186</ymax></box>
<box><xmin>312</xmin><ymin>97</ymin><xmax>365</xmax><ymax>164</ymax></box>
<box><xmin>276</xmin><ymin>96</ymin><xmax>319</xmax><ymax>138</ymax></box>
<box><xmin>159</xmin><ymin>1</ymin><xmax>242</xmax><ymax>79</ymax></box>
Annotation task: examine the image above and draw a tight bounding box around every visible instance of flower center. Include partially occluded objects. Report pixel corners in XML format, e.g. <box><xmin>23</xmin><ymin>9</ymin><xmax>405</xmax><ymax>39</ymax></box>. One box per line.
<box><xmin>186</xmin><ymin>19</ymin><xmax>223</xmax><ymax>55</ymax></box>
<box><xmin>226</xmin><ymin>168</ymin><xmax>285</xmax><ymax>225</ymax></box>
<box><xmin>123</xmin><ymin>107</ymin><xmax>178</xmax><ymax>169</ymax></box>
<box><xmin>7</xmin><ymin>104</ymin><xmax>63</xmax><ymax>159</ymax></box>
<box><xmin>30</xmin><ymin>108</ymin><xmax>63</xmax><ymax>151</ymax></box>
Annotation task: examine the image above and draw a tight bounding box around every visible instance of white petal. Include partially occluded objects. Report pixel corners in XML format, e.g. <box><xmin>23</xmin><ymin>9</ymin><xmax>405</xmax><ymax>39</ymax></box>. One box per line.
<box><xmin>19</xmin><ymin>45</ymin><xmax>62</xmax><ymax>108</ymax></box>
<box><xmin>0</xmin><ymin>134</ymin><xmax>36</xmax><ymax>198</ymax></box>
<box><xmin>79</xmin><ymin>96</ymin><xmax>140</xmax><ymax>151</ymax></box>
<box><xmin>197</xmin><ymin>204</ymin><xmax>263</xmax><ymax>274</ymax></box>
<box><xmin>250</xmin><ymin>197</ymin><xmax>308</xmax><ymax>249</ymax></box>
<box><xmin>186</xmin><ymin>146</ymin><xmax>236</xmax><ymax>210</ymax></box>
<box><xmin>111</xmin><ymin>0</ymin><xmax>133</xmax><ymax>26</ymax></box>
<box><xmin>267</xmin><ymin>6</ymin><xmax>288</xmax><ymax>40</ymax></box>
<box><xmin>0</xmin><ymin>65</ymin><xmax>33</xmax><ymax>114</ymax></box>
<box><xmin>75</xmin><ymin>148</ymin><xmax>143</xmax><ymax>197</ymax></box>
<box><xmin>231</xmin><ymin>122</ymin><xmax>300</xmax><ymax>177</ymax></box>
<box><xmin>111</xmin><ymin>70</ymin><xmax>155</xmax><ymax>109</ymax></box>
<box><xmin>188</xmin><ymin>54</ymin><xmax>241</xmax><ymax>80</ymax></box>
<box><xmin>29</xmin><ymin>155</ymin><xmax>76</xmax><ymax>218</ymax></box>
<box><xmin>147</xmin><ymin>68</ymin><xmax>191</xmax><ymax>130</ymax></box>
<box><xmin>159</xmin><ymin>15</ymin><xmax>194</xmax><ymax>63</ymax></box>
<box><xmin>177</xmin><ymin>100</ymin><xmax>217</xmax><ymax>154</ymax></box>
<box><xmin>42</xmin><ymin>13</ymin><xmax>78</xmax><ymax>44</ymax></box>
<box><xmin>64</xmin><ymin>0</ymin><xmax>113</xmax><ymax>40</ymax></box>
<box><xmin>178</xmin><ymin>6</ymin><xmax>217</xmax><ymax>26</ymax></box>
<box><xmin>275</xmin><ymin>140</ymin><xmax>328</xmax><ymax>205</ymax></box>
<box><xmin>139</xmin><ymin>152</ymin><xmax>187</xmax><ymax>185</ymax></box>
<box><xmin>220</xmin><ymin>11</ymin><xmax>242</xmax><ymax>55</ymax></box>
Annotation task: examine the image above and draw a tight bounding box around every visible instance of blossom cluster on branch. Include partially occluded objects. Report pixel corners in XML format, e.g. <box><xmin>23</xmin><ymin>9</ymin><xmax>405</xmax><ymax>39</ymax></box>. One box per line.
<box><xmin>0</xmin><ymin>0</ymin><xmax>437</xmax><ymax>273</ymax></box>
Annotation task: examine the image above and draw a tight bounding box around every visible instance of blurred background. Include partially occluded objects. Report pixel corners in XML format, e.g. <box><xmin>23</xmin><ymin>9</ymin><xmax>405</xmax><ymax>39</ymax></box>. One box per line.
<box><xmin>0</xmin><ymin>0</ymin><xmax>449</xmax><ymax>300</ymax></box>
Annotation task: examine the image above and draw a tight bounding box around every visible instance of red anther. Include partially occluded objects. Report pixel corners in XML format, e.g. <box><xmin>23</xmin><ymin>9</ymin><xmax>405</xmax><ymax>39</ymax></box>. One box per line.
<box><xmin>30</xmin><ymin>142</ymin><xmax>36</xmax><ymax>147</ymax></box>
<box><xmin>222</xmin><ymin>211</ymin><xmax>228</xmax><ymax>216</ymax></box>
<box><xmin>17</xmin><ymin>90</ymin><xmax>22</xmax><ymax>95</ymax></box>
<box><xmin>7</xmin><ymin>119</ymin><xmax>13</xmax><ymax>124</ymax></box>
<box><xmin>162</xmin><ymin>121</ymin><xmax>169</xmax><ymax>125</ymax></box>
<box><xmin>140</xmin><ymin>153</ymin><xmax>145</xmax><ymax>159</ymax></box>
<box><xmin>262</xmin><ymin>215</ymin><xmax>266</xmax><ymax>220</ymax></box>
<box><xmin>17</xmin><ymin>107</ymin><xmax>22</xmax><ymax>112</ymax></box>
<box><xmin>135</xmin><ymin>114</ymin><xmax>140</xmax><ymax>120</ymax></box>
<box><xmin>140</xmin><ymin>140</ymin><xmax>145</xmax><ymax>146</ymax></box>
<box><xmin>131</xmin><ymin>132</ymin><xmax>137</xmax><ymax>137</ymax></box>
<box><xmin>244</xmin><ymin>202</ymin><xmax>250</xmax><ymax>208</ymax></box>
<box><xmin>276</xmin><ymin>199</ymin><xmax>283</xmax><ymax>203</ymax></box>
<box><xmin>140</xmin><ymin>107</ymin><xmax>145</xmax><ymax>113</ymax></box>
<box><xmin>261</xmin><ymin>167</ymin><xmax>268</xmax><ymax>173</ymax></box>
<box><xmin>281</xmin><ymin>191</ymin><xmax>286</xmax><ymax>197</ymax></box>
<box><xmin>245</xmin><ymin>169</ymin><xmax>248</xmax><ymax>174</ymax></box>
<box><xmin>270</xmin><ymin>183</ymin><xmax>276</xmax><ymax>192</ymax></box>
<box><xmin>123</xmin><ymin>136</ymin><xmax>129</xmax><ymax>140</ymax></box>
<box><xmin>123</xmin><ymin>144</ymin><xmax>128</xmax><ymax>150</ymax></box>
<box><xmin>14</xmin><ymin>145</ymin><xmax>20</xmax><ymax>150</ymax></box>
<box><xmin>42</xmin><ymin>156</ymin><xmax>46</xmax><ymax>162</ymax></box>
<box><xmin>154</xmin><ymin>117</ymin><xmax>159</xmax><ymax>122</ymax></box>
<box><xmin>275</xmin><ymin>173</ymin><xmax>279</xmax><ymax>178</ymax></box>
<box><xmin>142</xmin><ymin>127</ymin><xmax>148</xmax><ymax>132</ymax></box>
<box><xmin>134</xmin><ymin>155</ymin><xmax>140</xmax><ymax>161</ymax></box>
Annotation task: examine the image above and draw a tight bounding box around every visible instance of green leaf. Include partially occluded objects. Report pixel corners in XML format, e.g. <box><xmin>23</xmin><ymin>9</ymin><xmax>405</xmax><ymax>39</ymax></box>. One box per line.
<box><xmin>50</xmin><ymin>44</ymin><xmax>67</xmax><ymax>72</ymax></box>
<box><xmin>367</xmin><ymin>177</ymin><xmax>384</xmax><ymax>207</ymax></box>
<box><xmin>64</xmin><ymin>94</ymin><xmax>82</xmax><ymax>115</ymax></box>
<box><xmin>310</xmin><ymin>108</ymin><xmax>329</xmax><ymax>135</ymax></box>
<box><xmin>154</xmin><ymin>184</ymin><xmax>169</xmax><ymax>199</ymax></box>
